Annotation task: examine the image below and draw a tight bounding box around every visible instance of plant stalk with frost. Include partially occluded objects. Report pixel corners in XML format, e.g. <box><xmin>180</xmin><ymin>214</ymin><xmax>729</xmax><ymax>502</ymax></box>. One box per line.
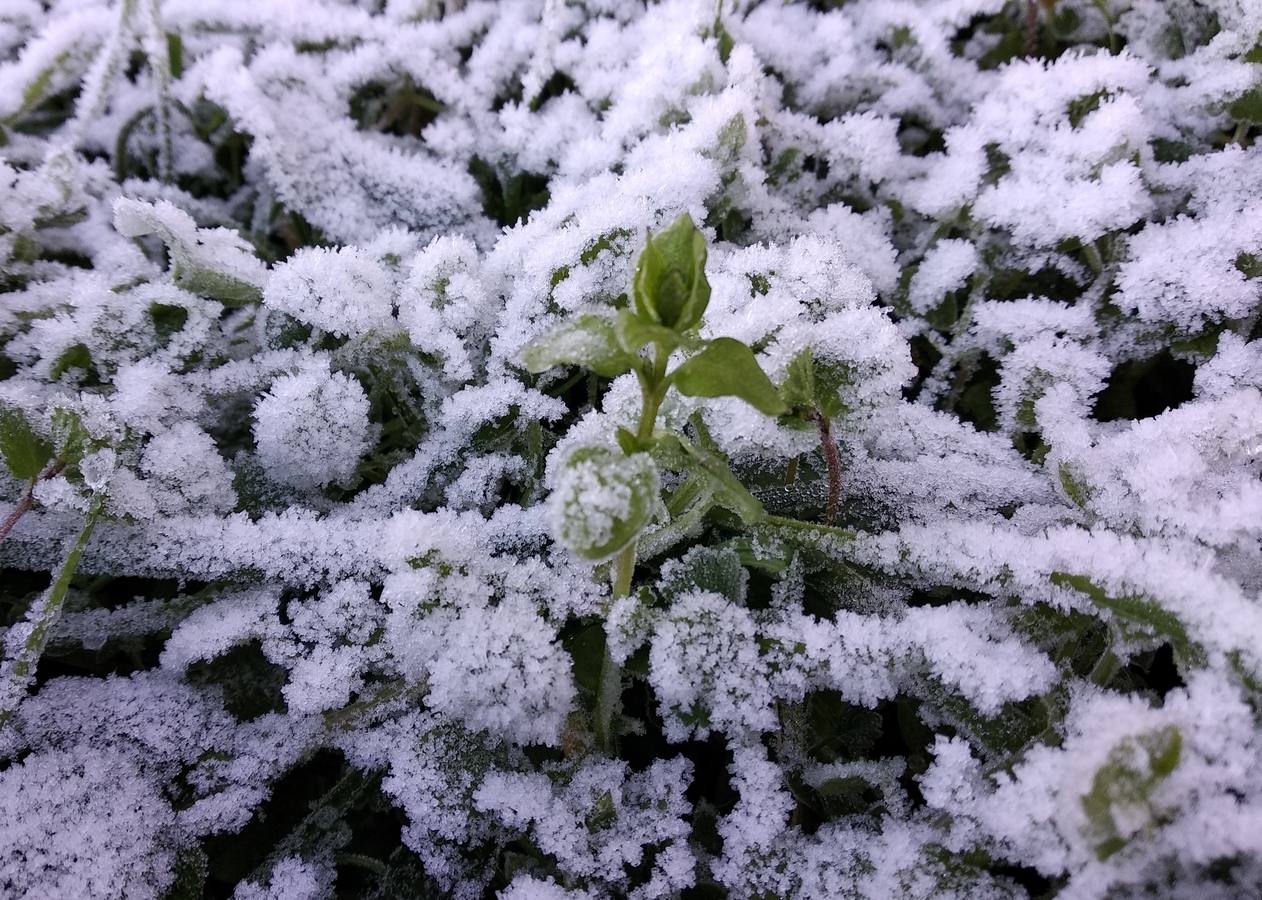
<box><xmin>2</xmin><ymin>0</ymin><xmax>1262</xmax><ymax>894</ymax></box>
<box><xmin>526</xmin><ymin>213</ymin><xmax>787</xmax><ymax>751</ymax></box>
<box><xmin>0</xmin><ymin>495</ymin><xmax>102</xmax><ymax>727</ymax></box>
<box><xmin>0</xmin><ymin>406</ymin><xmax>92</xmax><ymax>544</ymax></box>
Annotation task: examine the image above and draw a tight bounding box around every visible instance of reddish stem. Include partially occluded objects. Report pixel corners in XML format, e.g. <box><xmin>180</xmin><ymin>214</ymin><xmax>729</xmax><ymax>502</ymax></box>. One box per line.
<box><xmin>814</xmin><ymin>412</ymin><xmax>841</xmax><ymax>526</ymax></box>
<box><xmin>1024</xmin><ymin>0</ymin><xmax>1039</xmax><ymax>57</ymax></box>
<box><xmin>0</xmin><ymin>460</ymin><xmax>66</xmax><ymax>545</ymax></box>
<box><xmin>0</xmin><ymin>490</ymin><xmax>34</xmax><ymax>544</ymax></box>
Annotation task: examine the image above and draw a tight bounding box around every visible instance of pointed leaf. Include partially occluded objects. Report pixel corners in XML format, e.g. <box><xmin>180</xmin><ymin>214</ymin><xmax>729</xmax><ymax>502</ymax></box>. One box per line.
<box><xmin>779</xmin><ymin>348</ymin><xmax>817</xmax><ymax>412</ymax></box>
<box><xmin>521</xmin><ymin>315</ymin><xmax>636</xmax><ymax>378</ymax></box>
<box><xmin>614</xmin><ymin>309</ymin><xmax>687</xmax><ymax>354</ymax></box>
<box><xmin>671</xmin><ymin>338</ymin><xmax>788</xmax><ymax>416</ymax></box>
<box><xmin>0</xmin><ymin>407</ymin><xmax>53</xmax><ymax>481</ymax></box>
<box><xmin>686</xmin><ymin>442</ymin><xmax>765</xmax><ymax>524</ymax></box>
<box><xmin>657</xmin><ymin>545</ymin><xmax>748</xmax><ymax>603</ymax></box>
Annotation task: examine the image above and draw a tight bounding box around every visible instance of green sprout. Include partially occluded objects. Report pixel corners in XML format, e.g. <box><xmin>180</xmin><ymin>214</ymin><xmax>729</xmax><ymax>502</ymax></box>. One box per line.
<box><xmin>523</xmin><ymin>213</ymin><xmax>788</xmax><ymax>751</ymax></box>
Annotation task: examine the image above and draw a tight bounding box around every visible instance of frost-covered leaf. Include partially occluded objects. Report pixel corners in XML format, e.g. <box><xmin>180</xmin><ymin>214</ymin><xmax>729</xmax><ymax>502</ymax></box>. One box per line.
<box><xmin>521</xmin><ymin>315</ymin><xmax>636</xmax><ymax>378</ymax></box>
<box><xmin>114</xmin><ymin>198</ymin><xmax>266</xmax><ymax>305</ymax></box>
<box><xmin>548</xmin><ymin>447</ymin><xmax>659</xmax><ymax>562</ymax></box>
<box><xmin>632</xmin><ymin>213</ymin><xmax>711</xmax><ymax>332</ymax></box>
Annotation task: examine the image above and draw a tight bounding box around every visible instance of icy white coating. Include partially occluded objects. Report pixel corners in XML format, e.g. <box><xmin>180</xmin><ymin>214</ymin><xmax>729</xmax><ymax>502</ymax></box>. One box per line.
<box><xmin>0</xmin><ymin>0</ymin><xmax>1260</xmax><ymax>897</ymax></box>
<box><xmin>251</xmin><ymin>363</ymin><xmax>373</xmax><ymax>490</ymax></box>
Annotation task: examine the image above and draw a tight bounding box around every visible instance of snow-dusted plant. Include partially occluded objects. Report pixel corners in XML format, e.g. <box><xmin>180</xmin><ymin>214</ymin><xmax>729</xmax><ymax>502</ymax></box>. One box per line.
<box><xmin>1</xmin><ymin>0</ymin><xmax>1261</xmax><ymax>898</ymax></box>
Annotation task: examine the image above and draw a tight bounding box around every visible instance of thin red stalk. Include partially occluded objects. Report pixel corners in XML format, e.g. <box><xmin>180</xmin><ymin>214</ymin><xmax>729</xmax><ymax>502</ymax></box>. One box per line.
<box><xmin>0</xmin><ymin>490</ymin><xmax>34</xmax><ymax>544</ymax></box>
<box><xmin>814</xmin><ymin>412</ymin><xmax>841</xmax><ymax>526</ymax></box>
<box><xmin>1023</xmin><ymin>0</ymin><xmax>1039</xmax><ymax>57</ymax></box>
<box><xmin>0</xmin><ymin>461</ymin><xmax>67</xmax><ymax>545</ymax></box>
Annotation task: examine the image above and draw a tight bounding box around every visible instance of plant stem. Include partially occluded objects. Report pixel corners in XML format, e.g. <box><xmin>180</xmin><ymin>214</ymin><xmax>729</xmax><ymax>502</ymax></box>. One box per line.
<box><xmin>0</xmin><ymin>461</ymin><xmax>66</xmax><ymax>546</ymax></box>
<box><xmin>141</xmin><ymin>0</ymin><xmax>174</xmax><ymax>181</ymax></box>
<box><xmin>1092</xmin><ymin>0</ymin><xmax>1119</xmax><ymax>54</ymax></box>
<box><xmin>0</xmin><ymin>482</ymin><xmax>35</xmax><ymax>545</ymax></box>
<box><xmin>784</xmin><ymin>456</ymin><xmax>799</xmax><ymax>485</ymax></box>
<box><xmin>0</xmin><ymin>495</ymin><xmax>102</xmax><ymax>727</ymax></box>
<box><xmin>335</xmin><ymin>853</ymin><xmax>388</xmax><ymax>877</ymax></box>
<box><xmin>1083</xmin><ymin>242</ymin><xmax>1104</xmax><ymax>275</ymax></box>
<box><xmin>1023</xmin><ymin>0</ymin><xmax>1039</xmax><ymax>57</ymax></box>
<box><xmin>635</xmin><ymin>343</ymin><xmax>671</xmax><ymax>443</ymax></box>
<box><xmin>814</xmin><ymin>412</ymin><xmax>842</xmax><ymax>526</ymax></box>
<box><xmin>595</xmin><ymin>535</ymin><xmax>635</xmax><ymax>754</ymax></box>
<box><xmin>596</xmin><ymin>345</ymin><xmax>669</xmax><ymax>754</ymax></box>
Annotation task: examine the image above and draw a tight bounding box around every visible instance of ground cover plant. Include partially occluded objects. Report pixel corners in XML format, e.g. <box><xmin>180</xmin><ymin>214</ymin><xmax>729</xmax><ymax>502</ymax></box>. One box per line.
<box><xmin>1</xmin><ymin>0</ymin><xmax>1261</xmax><ymax>897</ymax></box>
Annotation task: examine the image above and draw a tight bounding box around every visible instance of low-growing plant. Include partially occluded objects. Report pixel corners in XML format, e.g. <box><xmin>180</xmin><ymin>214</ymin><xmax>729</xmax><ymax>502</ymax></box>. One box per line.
<box><xmin>2</xmin><ymin>0</ymin><xmax>1262</xmax><ymax>898</ymax></box>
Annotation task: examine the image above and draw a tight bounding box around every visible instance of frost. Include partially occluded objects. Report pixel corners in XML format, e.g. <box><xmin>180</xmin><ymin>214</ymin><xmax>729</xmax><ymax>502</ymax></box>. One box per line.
<box><xmin>0</xmin><ymin>747</ymin><xmax>178</xmax><ymax>900</ymax></box>
<box><xmin>648</xmin><ymin>590</ymin><xmax>776</xmax><ymax>741</ymax></box>
<box><xmin>233</xmin><ymin>856</ymin><xmax>333</xmax><ymax>900</ymax></box>
<box><xmin>114</xmin><ymin>198</ymin><xmax>267</xmax><ymax>304</ymax></box>
<box><xmin>252</xmin><ymin>364</ymin><xmax>373</xmax><ymax>490</ymax></box>
<box><xmin>908</xmin><ymin>239</ymin><xmax>979</xmax><ymax>316</ymax></box>
<box><xmin>473</xmin><ymin>756</ymin><xmax>694</xmax><ymax>892</ymax></box>
<box><xmin>140</xmin><ymin>421</ymin><xmax>237</xmax><ymax>515</ymax></box>
<box><xmin>420</xmin><ymin>595</ymin><xmax>577</xmax><ymax>746</ymax></box>
<box><xmin>264</xmin><ymin>246</ymin><xmax>395</xmax><ymax>340</ymax></box>
<box><xmin>548</xmin><ymin>448</ymin><xmax>660</xmax><ymax>563</ymax></box>
<box><xmin>1</xmin><ymin>0</ymin><xmax>1260</xmax><ymax>895</ymax></box>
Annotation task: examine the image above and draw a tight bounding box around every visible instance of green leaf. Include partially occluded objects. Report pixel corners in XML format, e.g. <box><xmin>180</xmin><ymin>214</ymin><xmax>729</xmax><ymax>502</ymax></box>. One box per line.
<box><xmin>163</xmin><ymin>845</ymin><xmax>207</xmax><ymax>900</ymax></box>
<box><xmin>521</xmin><ymin>315</ymin><xmax>636</xmax><ymax>378</ymax></box>
<box><xmin>1229</xmin><ymin>86</ymin><xmax>1262</xmax><ymax>125</ymax></box>
<box><xmin>648</xmin><ymin>431</ymin><xmax>692</xmax><ymax>471</ymax></box>
<box><xmin>1235</xmin><ymin>252</ymin><xmax>1262</xmax><ymax>279</ymax></box>
<box><xmin>693</xmin><ymin>451</ymin><xmax>763</xmax><ymax>523</ymax></box>
<box><xmin>0</xmin><ymin>407</ymin><xmax>53</xmax><ymax>481</ymax></box>
<box><xmin>779</xmin><ymin>348</ymin><xmax>817</xmax><ymax>412</ymax></box>
<box><xmin>671</xmin><ymin>338</ymin><xmax>788</xmax><ymax>416</ymax></box>
<box><xmin>1081</xmin><ymin>726</ymin><xmax>1182</xmax><ymax>861</ymax></box>
<box><xmin>713</xmin><ymin>18</ymin><xmax>735</xmax><ymax>64</ymax></box>
<box><xmin>657</xmin><ymin>545</ymin><xmax>748</xmax><ymax>603</ymax></box>
<box><xmin>149</xmin><ymin>302</ymin><xmax>189</xmax><ymax>346</ymax></box>
<box><xmin>173</xmin><ymin>266</ymin><xmax>261</xmax><ymax>306</ymax></box>
<box><xmin>615</xmin><ymin>427</ymin><xmax>645</xmax><ymax>455</ymax></box>
<box><xmin>49</xmin><ymin>343</ymin><xmax>95</xmax><ymax>381</ymax></box>
<box><xmin>632</xmin><ymin>213</ymin><xmax>711</xmax><ymax>331</ymax></box>
<box><xmin>113</xmin><ymin>198</ymin><xmax>265</xmax><ymax>306</ymax></box>
<box><xmin>646</xmin><ymin>429</ymin><xmax>764</xmax><ymax>527</ymax></box>
<box><xmin>49</xmin><ymin>408</ymin><xmax>92</xmax><ymax>465</ymax></box>
<box><xmin>563</xmin><ymin>622</ymin><xmax>607</xmax><ymax>705</ymax></box>
<box><xmin>1058</xmin><ymin>462</ymin><xmax>1092</xmax><ymax>510</ymax></box>
<box><xmin>166</xmin><ymin>32</ymin><xmax>184</xmax><ymax>80</ymax></box>
<box><xmin>1050</xmin><ymin>572</ymin><xmax>1203</xmax><ymax>665</ymax></box>
<box><xmin>709</xmin><ymin>114</ymin><xmax>747</xmax><ymax>166</ymax></box>
<box><xmin>467</xmin><ymin>156</ymin><xmax>550</xmax><ymax>228</ymax></box>
<box><xmin>551</xmin><ymin>448</ymin><xmax>660</xmax><ymax>562</ymax></box>
<box><xmin>614</xmin><ymin>309</ymin><xmax>688</xmax><ymax>355</ymax></box>
<box><xmin>585</xmin><ymin>790</ymin><xmax>617</xmax><ymax>833</ymax></box>
<box><xmin>579</xmin><ymin>227</ymin><xmax>633</xmax><ymax>265</ymax></box>
<box><xmin>1067</xmin><ymin>89</ymin><xmax>1112</xmax><ymax>128</ymax></box>
<box><xmin>779</xmin><ymin>348</ymin><xmax>850</xmax><ymax>423</ymax></box>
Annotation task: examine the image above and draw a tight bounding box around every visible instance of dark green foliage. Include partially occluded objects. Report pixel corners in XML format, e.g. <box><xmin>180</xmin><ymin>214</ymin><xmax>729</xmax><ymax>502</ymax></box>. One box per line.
<box><xmin>1092</xmin><ymin>351</ymin><xmax>1195</xmax><ymax>422</ymax></box>
<box><xmin>186</xmin><ymin>641</ymin><xmax>289</xmax><ymax>720</ymax></box>
<box><xmin>0</xmin><ymin>406</ymin><xmax>52</xmax><ymax>481</ymax></box>
<box><xmin>468</xmin><ymin>156</ymin><xmax>551</xmax><ymax>228</ymax></box>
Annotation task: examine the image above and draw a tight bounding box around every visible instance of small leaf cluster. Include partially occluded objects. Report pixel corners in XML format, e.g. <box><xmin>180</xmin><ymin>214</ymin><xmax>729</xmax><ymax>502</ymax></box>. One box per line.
<box><xmin>525</xmin><ymin>214</ymin><xmax>786</xmax><ymax>558</ymax></box>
